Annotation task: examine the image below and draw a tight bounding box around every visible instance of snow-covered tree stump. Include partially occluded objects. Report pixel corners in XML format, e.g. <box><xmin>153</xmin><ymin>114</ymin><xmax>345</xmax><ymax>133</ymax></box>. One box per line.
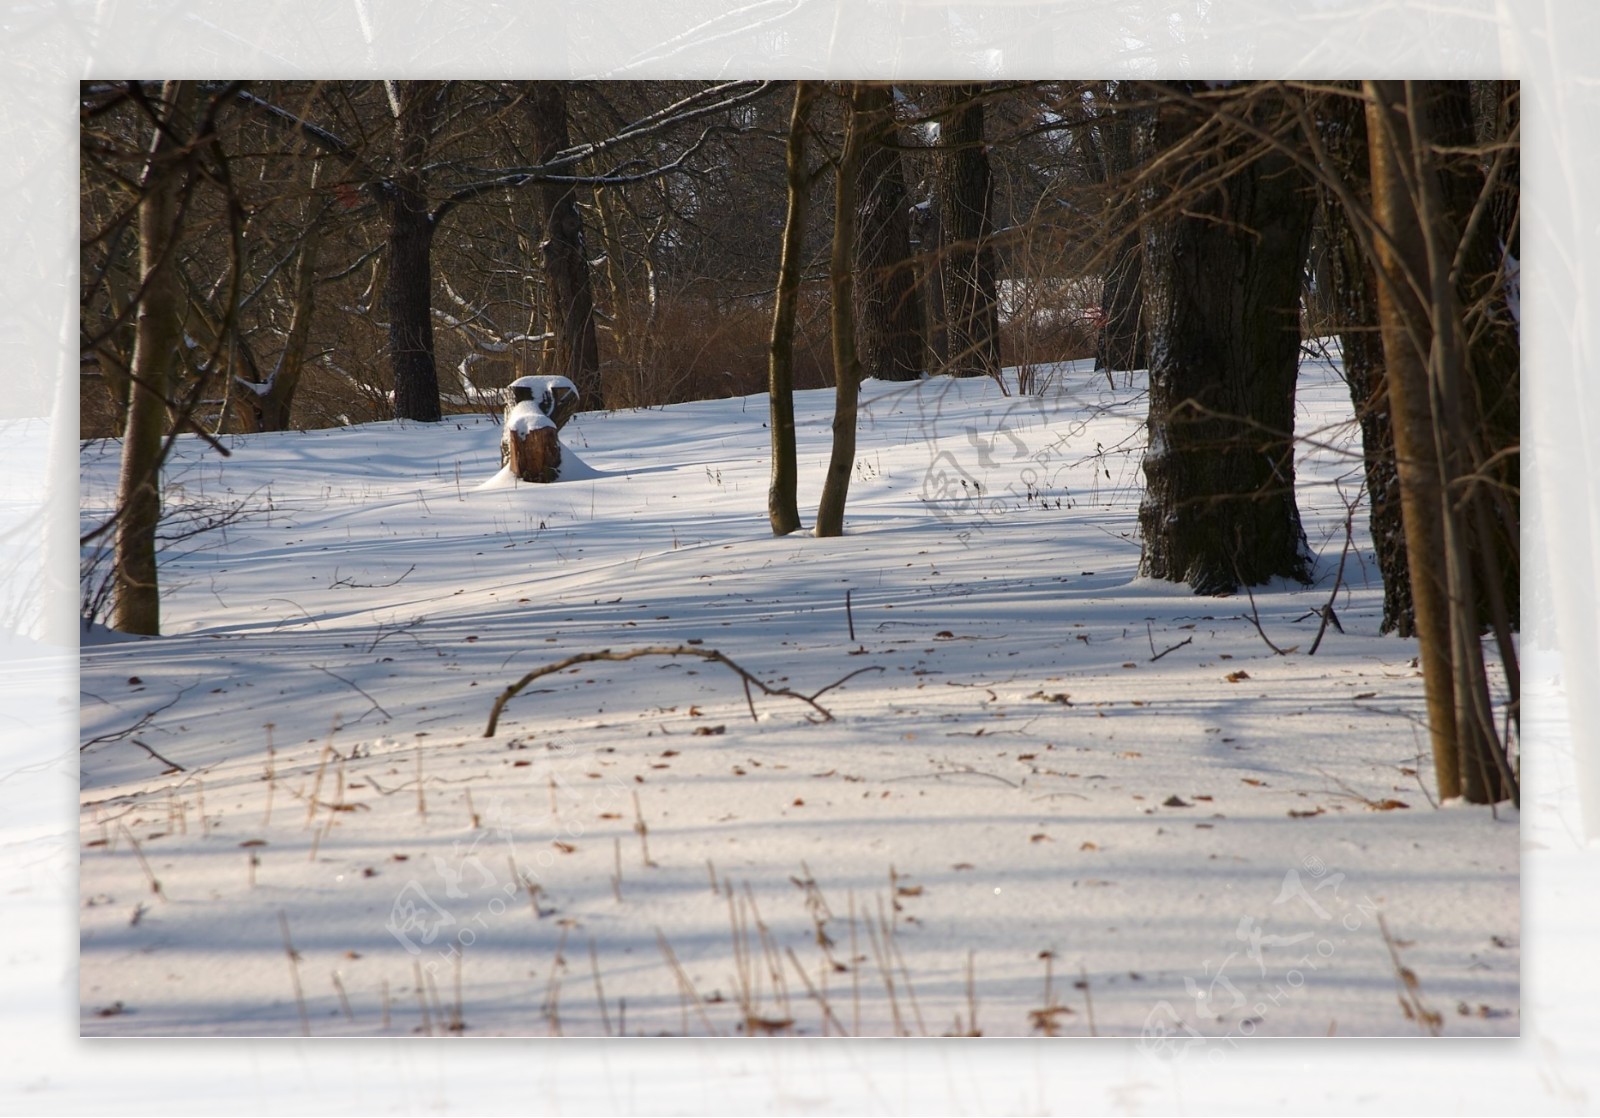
<box><xmin>504</xmin><ymin>403</ymin><xmax>562</xmax><ymax>483</ymax></box>
<box><xmin>504</xmin><ymin>375</ymin><xmax>579</xmax><ymax>430</ymax></box>
<box><xmin>499</xmin><ymin>375</ymin><xmax>578</xmax><ymax>483</ymax></box>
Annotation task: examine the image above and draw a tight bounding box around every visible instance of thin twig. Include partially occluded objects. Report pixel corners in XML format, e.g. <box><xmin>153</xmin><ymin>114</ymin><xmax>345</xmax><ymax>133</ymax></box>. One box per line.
<box><xmin>1149</xmin><ymin>634</ymin><xmax>1193</xmax><ymax>662</ymax></box>
<box><xmin>1237</xmin><ymin>579</ymin><xmax>1296</xmax><ymax>656</ymax></box>
<box><xmin>129</xmin><ymin>739</ymin><xmax>186</xmax><ymax>772</ymax></box>
<box><xmin>311</xmin><ymin>664</ymin><xmax>391</xmax><ymax>721</ymax></box>
<box><xmin>1309</xmin><ymin>484</ymin><xmax>1358</xmax><ymax>656</ymax></box>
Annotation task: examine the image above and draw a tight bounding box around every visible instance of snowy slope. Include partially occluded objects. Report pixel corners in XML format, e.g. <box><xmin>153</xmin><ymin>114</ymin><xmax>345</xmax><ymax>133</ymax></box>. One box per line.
<box><xmin>78</xmin><ymin>353</ymin><xmax>1518</xmax><ymax>1039</ymax></box>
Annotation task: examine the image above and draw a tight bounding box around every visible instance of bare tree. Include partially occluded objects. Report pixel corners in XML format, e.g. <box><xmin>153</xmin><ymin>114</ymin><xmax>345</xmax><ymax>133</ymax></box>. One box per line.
<box><xmin>814</xmin><ymin>84</ymin><xmax>869</xmax><ymax>539</ymax></box>
<box><xmin>1135</xmin><ymin>82</ymin><xmax>1316</xmax><ymax>594</ymax></box>
<box><xmin>1091</xmin><ymin>80</ymin><xmax>1147</xmax><ymax>374</ymax></box>
<box><xmin>852</xmin><ymin>83</ymin><xmax>924</xmax><ymax>382</ymax></box>
<box><xmin>931</xmin><ymin>83</ymin><xmax>1001</xmax><ymax>379</ymax></box>
<box><xmin>526</xmin><ymin>81</ymin><xmax>603</xmax><ymax>407</ymax></box>
<box><xmin>112</xmin><ymin>81</ymin><xmax>205</xmax><ymax>635</ymax></box>
<box><xmin>1364</xmin><ymin>79</ymin><xmax>1518</xmax><ymax>805</ymax></box>
<box><xmin>1311</xmin><ymin>83</ymin><xmax>1413</xmax><ymax>636</ymax></box>
<box><xmin>767</xmin><ymin>81</ymin><xmax>818</xmax><ymax>537</ymax></box>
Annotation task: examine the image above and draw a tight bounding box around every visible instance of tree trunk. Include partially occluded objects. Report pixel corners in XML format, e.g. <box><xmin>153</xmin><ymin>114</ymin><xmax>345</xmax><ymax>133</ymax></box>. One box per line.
<box><xmin>1137</xmin><ymin>84</ymin><xmax>1316</xmax><ymax>594</ymax></box>
<box><xmin>1314</xmin><ymin>84</ymin><xmax>1413</xmax><ymax>635</ymax></box>
<box><xmin>932</xmin><ymin>84</ymin><xmax>1001</xmax><ymax>379</ymax></box>
<box><xmin>527</xmin><ymin>81</ymin><xmax>604</xmax><ymax>410</ymax></box>
<box><xmin>386</xmin><ymin>81</ymin><xmax>443</xmax><ymax>423</ymax></box>
<box><xmin>1427</xmin><ymin>80</ymin><xmax>1521</xmax><ymax>638</ymax></box>
<box><xmin>114</xmin><ymin>80</ymin><xmax>196</xmax><ymax>635</ymax></box>
<box><xmin>233</xmin><ymin>222</ymin><xmax>320</xmax><ymax>433</ymax></box>
<box><xmin>852</xmin><ymin>83</ymin><xmax>924</xmax><ymax>382</ymax></box>
<box><xmin>767</xmin><ymin>81</ymin><xmax>817</xmax><ymax>537</ymax></box>
<box><xmin>1095</xmin><ymin>81</ymin><xmax>1147</xmax><ymax>374</ymax></box>
<box><xmin>1365</xmin><ymin>80</ymin><xmax>1517</xmax><ymax>805</ymax></box>
<box><xmin>814</xmin><ymin>86</ymin><xmax>868</xmax><ymax>539</ymax></box>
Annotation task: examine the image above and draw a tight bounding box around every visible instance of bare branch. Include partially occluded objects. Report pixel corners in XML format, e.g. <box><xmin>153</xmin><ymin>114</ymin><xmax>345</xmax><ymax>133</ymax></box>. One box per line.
<box><xmin>484</xmin><ymin>645</ymin><xmax>883</xmax><ymax>737</ymax></box>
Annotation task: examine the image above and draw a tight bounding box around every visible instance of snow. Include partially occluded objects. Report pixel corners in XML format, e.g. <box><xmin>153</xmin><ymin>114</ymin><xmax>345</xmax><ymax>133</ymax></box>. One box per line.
<box><xmin>504</xmin><ymin>398</ymin><xmax>556</xmax><ymax>436</ymax></box>
<box><xmin>77</xmin><ymin>351</ymin><xmax>1518</xmax><ymax>1039</ymax></box>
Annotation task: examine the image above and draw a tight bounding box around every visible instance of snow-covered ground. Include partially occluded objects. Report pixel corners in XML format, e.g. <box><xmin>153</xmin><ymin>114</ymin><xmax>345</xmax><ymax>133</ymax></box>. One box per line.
<box><xmin>78</xmin><ymin>352</ymin><xmax>1518</xmax><ymax>1040</ymax></box>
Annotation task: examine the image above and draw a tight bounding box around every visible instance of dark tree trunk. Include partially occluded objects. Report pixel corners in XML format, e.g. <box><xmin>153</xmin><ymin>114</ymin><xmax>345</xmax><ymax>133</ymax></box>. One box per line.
<box><xmin>1314</xmin><ymin>84</ymin><xmax>1413</xmax><ymax>635</ymax></box>
<box><xmin>1428</xmin><ymin>80</ymin><xmax>1520</xmax><ymax>635</ymax></box>
<box><xmin>932</xmin><ymin>84</ymin><xmax>1000</xmax><ymax>379</ymax></box>
<box><xmin>1137</xmin><ymin>83</ymin><xmax>1316</xmax><ymax>594</ymax></box>
<box><xmin>768</xmin><ymin>81</ymin><xmax>817</xmax><ymax>537</ymax></box>
<box><xmin>815</xmin><ymin>85</ymin><xmax>868</xmax><ymax>538</ymax></box>
<box><xmin>1095</xmin><ymin>81</ymin><xmax>1147</xmax><ymax>374</ymax></box>
<box><xmin>386</xmin><ymin>81</ymin><xmax>443</xmax><ymax>423</ymax></box>
<box><xmin>852</xmin><ymin>83</ymin><xmax>924</xmax><ymax>382</ymax></box>
<box><xmin>908</xmin><ymin>192</ymin><xmax>946</xmax><ymax>370</ymax></box>
<box><xmin>527</xmin><ymin>81</ymin><xmax>604</xmax><ymax>410</ymax></box>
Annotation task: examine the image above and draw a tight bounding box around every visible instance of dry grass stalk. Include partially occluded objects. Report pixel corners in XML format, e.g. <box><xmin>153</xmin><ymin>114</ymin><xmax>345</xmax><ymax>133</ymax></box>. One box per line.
<box><xmin>278</xmin><ymin>910</ymin><xmax>310</xmax><ymax>1036</ymax></box>
<box><xmin>119</xmin><ymin>824</ymin><xmax>164</xmax><ymax>900</ymax></box>
<box><xmin>589</xmin><ymin>938</ymin><xmax>614</xmax><ymax>1036</ymax></box>
<box><xmin>656</xmin><ymin>928</ymin><xmax>720</xmax><ymax>1036</ymax></box>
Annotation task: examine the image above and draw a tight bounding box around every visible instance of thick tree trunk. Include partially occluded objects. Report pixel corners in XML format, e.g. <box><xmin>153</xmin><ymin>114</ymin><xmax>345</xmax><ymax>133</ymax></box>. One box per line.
<box><xmin>1315</xmin><ymin>85</ymin><xmax>1413</xmax><ymax>635</ymax></box>
<box><xmin>852</xmin><ymin>83</ymin><xmax>924</xmax><ymax>382</ymax></box>
<box><xmin>815</xmin><ymin>86</ymin><xmax>868</xmax><ymax>539</ymax></box>
<box><xmin>767</xmin><ymin>82</ymin><xmax>816</xmax><ymax>537</ymax></box>
<box><xmin>932</xmin><ymin>84</ymin><xmax>1000</xmax><ymax>379</ymax></box>
<box><xmin>114</xmin><ymin>80</ymin><xmax>195</xmax><ymax>635</ymax></box>
<box><xmin>386</xmin><ymin>81</ymin><xmax>443</xmax><ymax>423</ymax></box>
<box><xmin>1095</xmin><ymin>81</ymin><xmax>1147</xmax><ymax>374</ymax></box>
<box><xmin>527</xmin><ymin>81</ymin><xmax>604</xmax><ymax>410</ymax></box>
<box><xmin>1137</xmin><ymin>84</ymin><xmax>1316</xmax><ymax>594</ymax></box>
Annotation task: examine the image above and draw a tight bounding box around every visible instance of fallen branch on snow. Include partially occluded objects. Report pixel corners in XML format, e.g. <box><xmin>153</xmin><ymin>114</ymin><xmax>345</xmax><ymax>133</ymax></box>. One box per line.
<box><xmin>484</xmin><ymin>645</ymin><xmax>885</xmax><ymax>737</ymax></box>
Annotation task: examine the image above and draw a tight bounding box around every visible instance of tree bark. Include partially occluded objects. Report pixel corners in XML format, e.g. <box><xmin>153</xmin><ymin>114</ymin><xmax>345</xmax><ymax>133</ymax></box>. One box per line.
<box><xmin>932</xmin><ymin>84</ymin><xmax>1001</xmax><ymax>379</ymax></box>
<box><xmin>1137</xmin><ymin>83</ymin><xmax>1316</xmax><ymax>594</ymax></box>
<box><xmin>114</xmin><ymin>80</ymin><xmax>196</xmax><ymax>635</ymax></box>
<box><xmin>1314</xmin><ymin>84</ymin><xmax>1413</xmax><ymax>635</ymax></box>
<box><xmin>386</xmin><ymin>81</ymin><xmax>444</xmax><ymax>423</ymax></box>
<box><xmin>767</xmin><ymin>81</ymin><xmax>817</xmax><ymax>537</ymax></box>
<box><xmin>852</xmin><ymin>83</ymin><xmax>924</xmax><ymax>382</ymax></box>
<box><xmin>814</xmin><ymin>85</ymin><xmax>868</xmax><ymax>539</ymax></box>
<box><xmin>1427</xmin><ymin>80</ymin><xmax>1521</xmax><ymax>637</ymax></box>
<box><xmin>527</xmin><ymin>81</ymin><xmax>604</xmax><ymax>410</ymax></box>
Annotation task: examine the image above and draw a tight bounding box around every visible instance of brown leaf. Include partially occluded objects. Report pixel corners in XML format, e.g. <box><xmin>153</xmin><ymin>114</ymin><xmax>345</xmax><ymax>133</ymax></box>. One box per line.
<box><xmin>553</xmin><ymin>841</ymin><xmax>576</xmax><ymax>853</ymax></box>
<box><xmin>1225</xmin><ymin>670</ymin><xmax>1251</xmax><ymax>683</ymax></box>
<box><xmin>1162</xmin><ymin>795</ymin><xmax>1191</xmax><ymax>808</ymax></box>
<box><xmin>1030</xmin><ymin>833</ymin><xmax>1053</xmax><ymax>843</ymax></box>
<box><xmin>1367</xmin><ymin>799</ymin><xmax>1410</xmax><ymax>811</ymax></box>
